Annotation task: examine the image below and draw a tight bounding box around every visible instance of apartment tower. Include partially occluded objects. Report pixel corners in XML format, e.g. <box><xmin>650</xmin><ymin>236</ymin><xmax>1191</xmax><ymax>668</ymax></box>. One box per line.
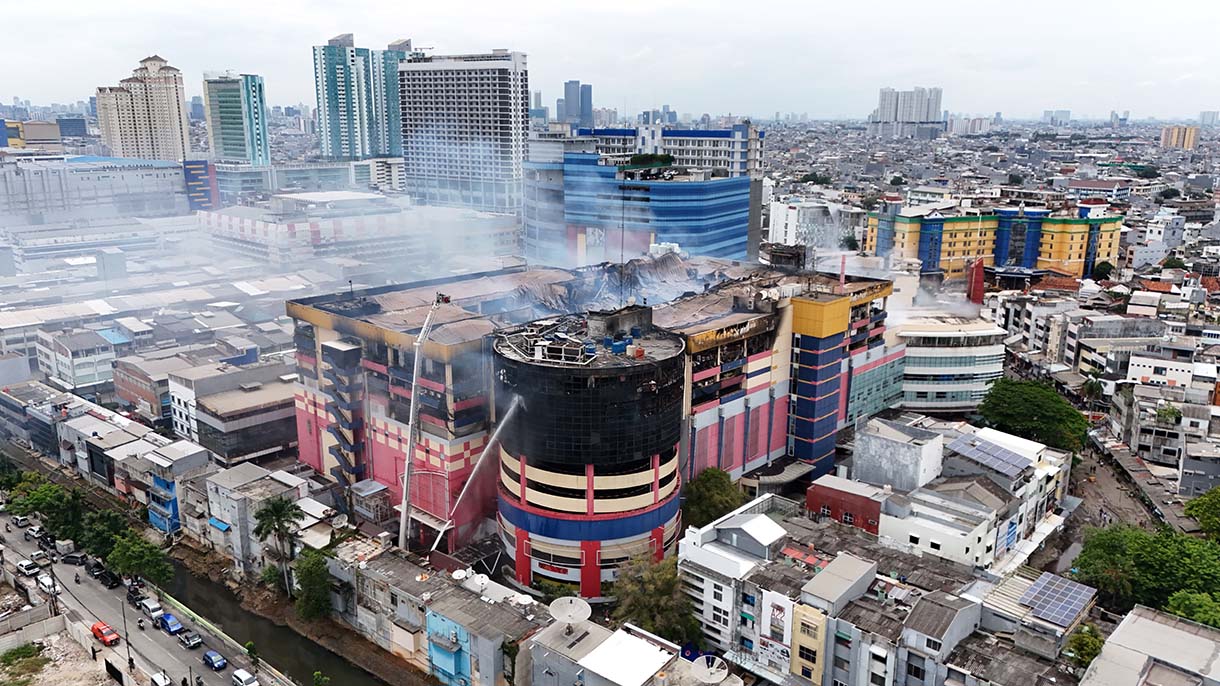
<box><xmin>95</xmin><ymin>56</ymin><xmax>190</xmax><ymax>161</ymax></box>
<box><xmin>312</xmin><ymin>33</ymin><xmax>409</xmax><ymax>159</ymax></box>
<box><xmin>399</xmin><ymin>49</ymin><xmax>529</xmax><ymax>214</ymax></box>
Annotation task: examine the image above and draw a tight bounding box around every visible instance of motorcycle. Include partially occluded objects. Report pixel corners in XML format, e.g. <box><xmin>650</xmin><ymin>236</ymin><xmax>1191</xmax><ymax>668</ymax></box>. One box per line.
<box><xmin>74</xmin><ymin>573</ymin><xmax>80</xmax><ymax>584</ymax></box>
<box><xmin>136</xmin><ymin>618</ymin><xmax>145</xmax><ymax>631</ymax></box>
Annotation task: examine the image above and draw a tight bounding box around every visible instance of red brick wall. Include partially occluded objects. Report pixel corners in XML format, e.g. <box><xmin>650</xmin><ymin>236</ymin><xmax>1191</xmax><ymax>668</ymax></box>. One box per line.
<box><xmin>806</xmin><ymin>482</ymin><xmax>881</xmax><ymax>535</ymax></box>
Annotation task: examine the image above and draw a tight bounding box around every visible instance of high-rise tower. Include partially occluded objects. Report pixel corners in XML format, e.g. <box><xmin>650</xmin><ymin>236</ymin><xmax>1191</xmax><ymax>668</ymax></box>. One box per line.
<box><xmin>95</xmin><ymin>56</ymin><xmax>190</xmax><ymax>161</ymax></box>
<box><xmin>203</xmin><ymin>72</ymin><xmax>270</xmax><ymax>166</ymax></box>
<box><xmin>312</xmin><ymin>34</ymin><xmax>409</xmax><ymax>159</ymax></box>
<box><xmin>399</xmin><ymin>49</ymin><xmax>529</xmax><ymax>213</ymax></box>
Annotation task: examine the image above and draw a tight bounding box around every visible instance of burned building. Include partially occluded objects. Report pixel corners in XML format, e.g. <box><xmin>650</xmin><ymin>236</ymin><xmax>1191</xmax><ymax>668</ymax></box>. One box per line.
<box><xmin>493</xmin><ymin>308</ymin><xmax>685</xmax><ymax>597</ymax></box>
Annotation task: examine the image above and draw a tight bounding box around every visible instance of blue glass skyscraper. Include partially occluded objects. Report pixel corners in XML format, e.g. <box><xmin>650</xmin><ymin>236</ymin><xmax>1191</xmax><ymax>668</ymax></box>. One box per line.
<box><xmin>312</xmin><ymin>34</ymin><xmax>409</xmax><ymax>160</ymax></box>
<box><xmin>203</xmin><ymin>73</ymin><xmax>270</xmax><ymax>166</ymax></box>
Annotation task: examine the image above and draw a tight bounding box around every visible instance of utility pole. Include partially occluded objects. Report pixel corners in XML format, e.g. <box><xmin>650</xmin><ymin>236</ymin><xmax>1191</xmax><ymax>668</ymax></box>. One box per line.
<box><xmin>396</xmin><ymin>292</ymin><xmax>449</xmax><ymax>550</ymax></box>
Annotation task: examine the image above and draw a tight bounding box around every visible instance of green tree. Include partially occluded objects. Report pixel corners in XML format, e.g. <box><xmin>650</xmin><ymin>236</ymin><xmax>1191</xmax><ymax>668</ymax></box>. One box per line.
<box><xmin>1074</xmin><ymin>526</ymin><xmax>1140</xmax><ymax>609</ymax></box>
<box><xmin>682</xmin><ymin>468</ymin><xmax>745</xmax><ymax>529</ymax></box>
<box><xmin>1075</xmin><ymin>525</ymin><xmax>1220</xmax><ymax>612</ymax></box>
<box><xmin>312</xmin><ymin>672</ymin><xmax>331</xmax><ymax>686</ymax></box>
<box><xmin>294</xmin><ymin>549</ymin><xmax>332</xmax><ymax>621</ymax></box>
<box><xmin>840</xmin><ymin>235</ymin><xmax>860</xmax><ymax>251</ymax></box>
<box><xmin>1159</xmin><ymin>188</ymin><xmax>1181</xmax><ymax>200</ymax></box>
<box><xmin>106</xmin><ymin>532</ymin><xmax>173</xmax><ymax>586</ymax></box>
<box><xmin>1007</xmin><ymin>173</ymin><xmax>1024</xmax><ymax>185</ymax></box>
<box><xmin>860</xmin><ymin>194</ymin><xmax>880</xmax><ymax>211</ymax></box>
<box><xmin>612</xmin><ymin>556</ymin><xmax>701</xmax><ymax>644</ymax></box>
<box><xmin>1135</xmin><ymin>166</ymin><xmax>1160</xmax><ymax>179</ymax></box>
<box><xmin>800</xmin><ymin>172</ymin><xmax>833</xmax><ymax>185</ymax></box>
<box><xmin>1185</xmin><ymin>486</ymin><xmax>1220</xmax><ymax>539</ymax></box>
<box><xmin>889</xmin><ymin>175</ymin><xmax>906</xmax><ymax>186</ymax></box>
<box><xmin>1156</xmin><ymin>404</ymin><xmax>1182</xmax><ymax>423</ymax></box>
<box><xmin>1163</xmin><ymin>256</ymin><xmax>1186</xmax><ymax>269</ymax></box>
<box><xmin>245</xmin><ymin>641</ymin><xmax>259</xmax><ymax>672</ymax></box>
<box><xmin>1066</xmin><ymin>625</ymin><xmax>1104</xmax><ymax>669</ymax></box>
<box><xmin>80</xmin><ymin>510</ymin><xmax>130</xmax><ymax>559</ymax></box>
<box><xmin>8</xmin><ymin>481</ymin><xmax>64</xmax><ymax>518</ymax></box>
<box><xmin>260</xmin><ymin>564</ymin><xmax>284</xmax><ymax>591</ymax></box>
<box><xmin>978</xmin><ymin>379</ymin><xmax>1089</xmax><ymax>451</ymax></box>
<box><xmin>1166</xmin><ymin>590</ymin><xmax>1220</xmax><ymax>629</ymax></box>
<box><xmin>1090</xmin><ymin>261</ymin><xmax>1114</xmax><ymax>281</ymax></box>
<box><xmin>43</xmin><ymin>488</ymin><xmax>85</xmax><ymax>542</ymax></box>
<box><xmin>254</xmin><ymin>496</ymin><xmax>303</xmax><ymax>595</ymax></box>
<box><xmin>1081</xmin><ymin>376</ymin><xmax>1104</xmax><ymax>414</ymax></box>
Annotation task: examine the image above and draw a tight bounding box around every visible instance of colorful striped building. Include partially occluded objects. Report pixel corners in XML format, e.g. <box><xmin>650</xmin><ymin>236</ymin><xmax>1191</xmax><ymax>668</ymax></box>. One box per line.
<box><xmin>865</xmin><ymin>200</ymin><xmax>1122</xmax><ymax>280</ymax></box>
<box><xmin>287</xmin><ymin>260</ymin><xmax>905</xmax><ymax>589</ymax></box>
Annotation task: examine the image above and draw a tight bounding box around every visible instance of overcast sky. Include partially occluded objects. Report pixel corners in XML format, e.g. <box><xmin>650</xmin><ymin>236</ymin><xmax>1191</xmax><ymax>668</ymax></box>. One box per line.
<box><xmin>8</xmin><ymin>0</ymin><xmax>1220</xmax><ymax>121</ymax></box>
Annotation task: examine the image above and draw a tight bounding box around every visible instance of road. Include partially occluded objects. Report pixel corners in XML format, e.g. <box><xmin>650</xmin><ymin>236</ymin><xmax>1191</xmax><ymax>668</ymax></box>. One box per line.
<box><xmin>0</xmin><ymin>513</ymin><xmax>259</xmax><ymax>686</ymax></box>
<box><xmin>1074</xmin><ymin>451</ymin><xmax>1157</xmax><ymax>530</ymax></box>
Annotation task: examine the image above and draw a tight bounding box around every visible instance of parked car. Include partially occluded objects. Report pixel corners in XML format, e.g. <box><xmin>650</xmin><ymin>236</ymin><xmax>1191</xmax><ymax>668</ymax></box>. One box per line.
<box><xmin>36</xmin><ymin>574</ymin><xmax>60</xmax><ymax>595</ymax></box>
<box><xmin>28</xmin><ymin>551</ymin><xmax>51</xmax><ymax>567</ymax></box>
<box><xmin>85</xmin><ymin>559</ymin><xmax>106</xmax><ymax>578</ymax></box>
<box><xmin>158</xmin><ymin>613</ymin><xmax>184</xmax><ymax>635</ymax></box>
<box><xmin>151</xmin><ymin>673</ymin><xmax>172</xmax><ymax>686</ymax></box>
<box><xmin>61</xmin><ymin>551</ymin><xmax>87</xmax><ymax>566</ymax></box>
<box><xmin>91</xmin><ymin>621</ymin><xmax>120</xmax><ymax>646</ymax></box>
<box><xmin>126</xmin><ymin>586</ymin><xmax>146</xmax><ymax>607</ymax></box>
<box><xmin>98</xmin><ymin>570</ymin><xmax>122</xmax><ymax>589</ymax></box>
<box><xmin>138</xmin><ymin>597</ymin><xmax>164</xmax><ymax>620</ymax></box>
<box><xmin>37</xmin><ymin>537</ymin><xmax>56</xmax><ymax>554</ymax></box>
<box><xmin>177</xmin><ymin>630</ymin><xmax>203</xmax><ymax>649</ymax></box>
<box><xmin>16</xmin><ymin>559</ymin><xmax>39</xmax><ymax>576</ymax></box>
<box><xmin>23</xmin><ymin>525</ymin><xmax>43</xmax><ymax>541</ymax></box>
<box><xmin>201</xmin><ymin>650</ymin><xmax>227</xmax><ymax>671</ymax></box>
<box><xmin>12</xmin><ymin>515</ymin><xmax>29</xmax><ymax>527</ymax></box>
<box><xmin>232</xmin><ymin>669</ymin><xmax>260</xmax><ymax>686</ymax></box>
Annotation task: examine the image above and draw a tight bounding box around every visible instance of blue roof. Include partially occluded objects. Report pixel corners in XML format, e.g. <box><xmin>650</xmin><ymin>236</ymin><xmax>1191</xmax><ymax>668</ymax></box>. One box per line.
<box><xmin>65</xmin><ymin>155</ymin><xmax>180</xmax><ymax>169</ymax></box>
<box><xmin>96</xmin><ymin>328</ymin><xmax>132</xmax><ymax>346</ymax></box>
<box><xmin>207</xmin><ymin>517</ymin><xmax>231</xmax><ymax>532</ymax></box>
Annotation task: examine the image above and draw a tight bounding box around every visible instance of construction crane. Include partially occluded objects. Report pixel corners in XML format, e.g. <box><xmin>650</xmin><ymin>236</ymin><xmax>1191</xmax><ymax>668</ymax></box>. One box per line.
<box><xmin>396</xmin><ymin>292</ymin><xmax>449</xmax><ymax>550</ymax></box>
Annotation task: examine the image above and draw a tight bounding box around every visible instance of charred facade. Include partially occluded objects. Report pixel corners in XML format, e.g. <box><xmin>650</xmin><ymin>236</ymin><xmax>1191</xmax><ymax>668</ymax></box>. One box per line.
<box><xmin>493</xmin><ymin>306</ymin><xmax>685</xmax><ymax>598</ymax></box>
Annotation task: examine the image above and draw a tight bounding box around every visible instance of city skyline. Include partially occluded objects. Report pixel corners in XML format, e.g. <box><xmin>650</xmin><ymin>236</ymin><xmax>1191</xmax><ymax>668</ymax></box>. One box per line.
<box><xmin>7</xmin><ymin>0</ymin><xmax>1220</xmax><ymax>120</ymax></box>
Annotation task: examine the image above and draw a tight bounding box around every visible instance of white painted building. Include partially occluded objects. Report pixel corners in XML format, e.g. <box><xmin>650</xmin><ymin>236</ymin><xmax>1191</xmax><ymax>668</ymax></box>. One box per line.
<box><xmin>35</xmin><ymin>328</ymin><xmax>117</xmax><ymax>394</ymax></box>
<box><xmin>399</xmin><ymin>50</ymin><xmax>529</xmax><ymax>214</ymax></box>
<box><xmin>96</xmin><ymin>56</ymin><xmax>190</xmax><ymax>161</ymax></box>
<box><xmin>890</xmin><ymin>314</ymin><xmax>1006</xmax><ymax>412</ymax></box>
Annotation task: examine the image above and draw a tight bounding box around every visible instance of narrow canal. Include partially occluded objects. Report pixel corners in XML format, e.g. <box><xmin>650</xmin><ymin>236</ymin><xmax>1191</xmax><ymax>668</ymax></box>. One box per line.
<box><xmin>166</xmin><ymin>562</ymin><xmax>386</xmax><ymax>686</ymax></box>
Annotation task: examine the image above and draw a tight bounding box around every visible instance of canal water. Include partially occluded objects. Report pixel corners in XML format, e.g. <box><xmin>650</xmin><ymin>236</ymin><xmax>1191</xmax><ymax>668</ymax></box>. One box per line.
<box><xmin>167</xmin><ymin>562</ymin><xmax>386</xmax><ymax>686</ymax></box>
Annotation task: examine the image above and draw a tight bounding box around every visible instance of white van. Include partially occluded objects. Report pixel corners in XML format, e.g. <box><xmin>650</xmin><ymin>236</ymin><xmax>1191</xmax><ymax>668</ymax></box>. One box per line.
<box><xmin>232</xmin><ymin>669</ymin><xmax>260</xmax><ymax>686</ymax></box>
<box><xmin>138</xmin><ymin>597</ymin><xmax>164</xmax><ymax>620</ymax></box>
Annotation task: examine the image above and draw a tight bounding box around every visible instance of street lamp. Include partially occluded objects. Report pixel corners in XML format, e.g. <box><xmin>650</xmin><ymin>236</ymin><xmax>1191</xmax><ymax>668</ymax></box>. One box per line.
<box><xmin>120</xmin><ymin>597</ymin><xmax>134</xmax><ymax>672</ymax></box>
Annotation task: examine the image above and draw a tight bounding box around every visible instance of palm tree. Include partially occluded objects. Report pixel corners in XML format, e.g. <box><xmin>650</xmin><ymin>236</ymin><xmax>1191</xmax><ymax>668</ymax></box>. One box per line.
<box><xmin>1081</xmin><ymin>375</ymin><xmax>1104</xmax><ymax>417</ymax></box>
<box><xmin>253</xmin><ymin>496</ymin><xmax>304</xmax><ymax>595</ymax></box>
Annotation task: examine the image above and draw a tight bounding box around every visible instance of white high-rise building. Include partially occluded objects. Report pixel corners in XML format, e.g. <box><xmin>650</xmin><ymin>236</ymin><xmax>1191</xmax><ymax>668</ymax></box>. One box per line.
<box><xmin>399</xmin><ymin>49</ymin><xmax>529</xmax><ymax>214</ymax></box>
<box><xmin>868</xmin><ymin>85</ymin><xmax>944</xmax><ymax>138</ymax></box>
<box><xmin>95</xmin><ymin>56</ymin><xmax>190</xmax><ymax>161</ymax></box>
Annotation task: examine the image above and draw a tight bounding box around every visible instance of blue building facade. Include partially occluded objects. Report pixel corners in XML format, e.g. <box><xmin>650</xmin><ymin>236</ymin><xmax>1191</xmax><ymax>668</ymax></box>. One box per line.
<box><xmin>147</xmin><ymin>474</ymin><xmax>181</xmax><ymax>534</ymax></box>
<box><xmin>993</xmin><ymin>207</ymin><xmax>1050</xmax><ymax>268</ymax></box>
<box><xmin>524</xmin><ymin>152</ymin><xmax>750</xmax><ymax>265</ymax></box>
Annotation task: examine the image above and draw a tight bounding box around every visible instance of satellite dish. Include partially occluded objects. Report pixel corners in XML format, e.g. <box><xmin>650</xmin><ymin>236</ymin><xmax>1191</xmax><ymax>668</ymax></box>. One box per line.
<box><xmin>515</xmin><ymin>593</ymin><xmax>534</xmax><ymax>606</ymax></box>
<box><xmin>451</xmin><ymin>569</ymin><xmax>468</xmax><ymax>581</ymax></box>
<box><xmin>470</xmin><ymin>573</ymin><xmax>490</xmax><ymax>591</ymax></box>
<box><xmin>549</xmin><ymin>596</ymin><xmax>591</xmax><ymax>635</ymax></box>
<box><xmin>691</xmin><ymin>655</ymin><xmax>729</xmax><ymax>685</ymax></box>
<box><xmin>332</xmin><ymin>514</ymin><xmax>349</xmax><ymax>529</ymax></box>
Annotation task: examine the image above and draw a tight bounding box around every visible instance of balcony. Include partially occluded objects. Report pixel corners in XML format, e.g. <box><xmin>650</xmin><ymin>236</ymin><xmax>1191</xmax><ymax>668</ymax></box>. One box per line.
<box><xmin>148</xmin><ymin>483</ymin><xmax>174</xmax><ymax>501</ymax></box>
<box><xmin>147</xmin><ymin>498</ymin><xmax>174</xmax><ymax>519</ymax></box>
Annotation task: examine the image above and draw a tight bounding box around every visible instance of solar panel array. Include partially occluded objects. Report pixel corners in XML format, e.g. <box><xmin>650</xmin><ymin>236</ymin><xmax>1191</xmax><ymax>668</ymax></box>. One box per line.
<box><xmin>947</xmin><ymin>434</ymin><xmax>1031</xmax><ymax>478</ymax></box>
<box><xmin>1018</xmin><ymin>572</ymin><xmax>1096</xmax><ymax>627</ymax></box>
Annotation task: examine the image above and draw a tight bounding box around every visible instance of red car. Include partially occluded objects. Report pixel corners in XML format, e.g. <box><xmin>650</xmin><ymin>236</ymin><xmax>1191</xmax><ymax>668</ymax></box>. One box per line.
<box><xmin>91</xmin><ymin>621</ymin><xmax>120</xmax><ymax>646</ymax></box>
